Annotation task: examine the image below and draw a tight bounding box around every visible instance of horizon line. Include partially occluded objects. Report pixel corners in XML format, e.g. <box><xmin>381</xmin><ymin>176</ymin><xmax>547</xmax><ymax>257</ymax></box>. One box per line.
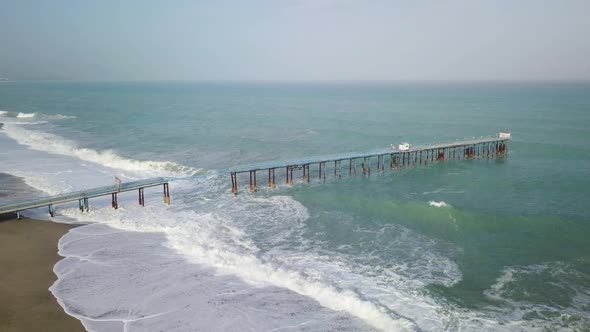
<box><xmin>3</xmin><ymin>78</ymin><xmax>590</xmax><ymax>84</ymax></box>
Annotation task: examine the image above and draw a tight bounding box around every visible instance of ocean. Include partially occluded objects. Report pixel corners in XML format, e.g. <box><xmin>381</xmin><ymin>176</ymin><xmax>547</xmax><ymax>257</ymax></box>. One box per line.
<box><xmin>0</xmin><ymin>81</ymin><xmax>589</xmax><ymax>331</ymax></box>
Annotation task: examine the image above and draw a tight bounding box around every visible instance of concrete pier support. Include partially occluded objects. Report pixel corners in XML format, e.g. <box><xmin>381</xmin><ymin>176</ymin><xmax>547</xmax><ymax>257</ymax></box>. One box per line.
<box><xmin>111</xmin><ymin>193</ymin><xmax>118</xmax><ymax>209</ymax></box>
<box><xmin>231</xmin><ymin>173</ymin><xmax>237</xmax><ymax>194</ymax></box>
<box><xmin>249</xmin><ymin>171</ymin><xmax>257</xmax><ymax>191</ymax></box>
<box><xmin>138</xmin><ymin>188</ymin><xmax>145</xmax><ymax>206</ymax></box>
<box><xmin>285</xmin><ymin>166</ymin><xmax>289</xmax><ymax>184</ymax></box>
<box><xmin>163</xmin><ymin>183</ymin><xmax>170</xmax><ymax>204</ymax></box>
<box><xmin>268</xmin><ymin>168</ymin><xmax>276</xmax><ymax>188</ymax></box>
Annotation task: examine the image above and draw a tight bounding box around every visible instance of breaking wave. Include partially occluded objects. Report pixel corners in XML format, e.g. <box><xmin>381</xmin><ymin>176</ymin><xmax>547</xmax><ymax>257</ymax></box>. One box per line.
<box><xmin>17</xmin><ymin>112</ymin><xmax>36</xmax><ymax>118</ymax></box>
<box><xmin>1</xmin><ymin>123</ymin><xmax>200</xmax><ymax>177</ymax></box>
<box><xmin>0</xmin><ymin>111</ymin><xmax>76</xmax><ymax>120</ymax></box>
<box><xmin>428</xmin><ymin>201</ymin><xmax>450</xmax><ymax>208</ymax></box>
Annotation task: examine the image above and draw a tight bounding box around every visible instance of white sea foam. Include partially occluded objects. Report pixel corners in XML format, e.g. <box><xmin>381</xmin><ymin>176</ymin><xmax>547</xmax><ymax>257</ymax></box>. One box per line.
<box><xmin>44</xmin><ymin>113</ymin><xmax>77</xmax><ymax>120</ymax></box>
<box><xmin>16</xmin><ymin>112</ymin><xmax>36</xmax><ymax>118</ymax></box>
<box><xmin>0</xmin><ymin>111</ymin><xmax>75</xmax><ymax>120</ymax></box>
<box><xmin>482</xmin><ymin>262</ymin><xmax>590</xmax><ymax>331</ymax></box>
<box><xmin>50</xmin><ymin>223</ymin><xmax>378</xmax><ymax>332</ymax></box>
<box><xmin>1</xmin><ymin>123</ymin><xmax>200</xmax><ymax>177</ymax></box>
<box><xmin>50</xmin><ymin>194</ymin><xmax>415</xmax><ymax>331</ymax></box>
<box><xmin>428</xmin><ymin>200</ymin><xmax>450</xmax><ymax>208</ymax></box>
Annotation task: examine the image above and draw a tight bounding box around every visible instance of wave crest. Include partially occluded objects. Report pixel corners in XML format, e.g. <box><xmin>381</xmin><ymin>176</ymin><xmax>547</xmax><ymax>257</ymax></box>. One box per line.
<box><xmin>0</xmin><ymin>111</ymin><xmax>75</xmax><ymax>120</ymax></box>
<box><xmin>428</xmin><ymin>201</ymin><xmax>450</xmax><ymax>208</ymax></box>
<box><xmin>2</xmin><ymin>124</ymin><xmax>200</xmax><ymax>177</ymax></box>
<box><xmin>17</xmin><ymin>112</ymin><xmax>36</xmax><ymax>118</ymax></box>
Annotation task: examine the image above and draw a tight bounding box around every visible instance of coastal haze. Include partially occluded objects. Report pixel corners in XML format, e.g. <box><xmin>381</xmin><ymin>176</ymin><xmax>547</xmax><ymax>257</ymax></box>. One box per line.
<box><xmin>1</xmin><ymin>0</ymin><xmax>590</xmax><ymax>81</ymax></box>
<box><xmin>1</xmin><ymin>1</ymin><xmax>590</xmax><ymax>332</ymax></box>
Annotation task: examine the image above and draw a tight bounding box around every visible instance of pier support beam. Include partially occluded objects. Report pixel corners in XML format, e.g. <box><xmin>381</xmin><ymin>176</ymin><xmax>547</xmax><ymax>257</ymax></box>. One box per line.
<box><xmin>231</xmin><ymin>173</ymin><xmax>238</xmax><ymax>195</ymax></box>
<box><xmin>303</xmin><ymin>164</ymin><xmax>307</xmax><ymax>182</ymax></box>
<box><xmin>320</xmin><ymin>162</ymin><xmax>326</xmax><ymax>180</ymax></box>
<box><xmin>350</xmin><ymin>159</ymin><xmax>356</xmax><ymax>175</ymax></box>
<box><xmin>268</xmin><ymin>168</ymin><xmax>276</xmax><ymax>188</ymax></box>
<box><xmin>139</xmin><ymin>188</ymin><xmax>145</xmax><ymax>206</ymax></box>
<box><xmin>285</xmin><ymin>166</ymin><xmax>289</xmax><ymax>184</ymax></box>
<box><xmin>111</xmin><ymin>193</ymin><xmax>118</xmax><ymax>209</ymax></box>
<box><xmin>163</xmin><ymin>183</ymin><xmax>170</xmax><ymax>204</ymax></box>
<box><xmin>249</xmin><ymin>171</ymin><xmax>257</xmax><ymax>191</ymax></box>
<box><xmin>285</xmin><ymin>166</ymin><xmax>293</xmax><ymax>185</ymax></box>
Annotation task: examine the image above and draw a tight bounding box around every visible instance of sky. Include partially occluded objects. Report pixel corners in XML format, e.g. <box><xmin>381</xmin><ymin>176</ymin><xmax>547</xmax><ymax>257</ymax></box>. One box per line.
<box><xmin>0</xmin><ymin>0</ymin><xmax>589</xmax><ymax>81</ymax></box>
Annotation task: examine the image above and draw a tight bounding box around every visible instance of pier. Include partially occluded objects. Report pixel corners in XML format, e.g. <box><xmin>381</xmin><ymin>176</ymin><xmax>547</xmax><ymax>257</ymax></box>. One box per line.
<box><xmin>0</xmin><ymin>177</ymin><xmax>171</xmax><ymax>219</ymax></box>
<box><xmin>228</xmin><ymin>134</ymin><xmax>510</xmax><ymax>194</ymax></box>
<box><xmin>0</xmin><ymin>133</ymin><xmax>511</xmax><ymax>217</ymax></box>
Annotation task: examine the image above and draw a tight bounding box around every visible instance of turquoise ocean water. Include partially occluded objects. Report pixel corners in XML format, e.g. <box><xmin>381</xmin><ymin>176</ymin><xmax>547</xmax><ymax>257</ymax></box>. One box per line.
<box><xmin>0</xmin><ymin>81</ymin><xmax>589</xmax><ymax>331</ymax></box>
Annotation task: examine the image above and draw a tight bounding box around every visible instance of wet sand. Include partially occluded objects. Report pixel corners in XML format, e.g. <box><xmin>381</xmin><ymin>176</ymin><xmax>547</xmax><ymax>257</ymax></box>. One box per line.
<box><xmin>0</xmin><ymin>215</ymin><xmax>84</xmax><ymax>331</ymax></box>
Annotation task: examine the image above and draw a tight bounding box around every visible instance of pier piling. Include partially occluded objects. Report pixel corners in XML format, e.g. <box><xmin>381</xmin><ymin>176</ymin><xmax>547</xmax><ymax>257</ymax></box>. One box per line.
<box><xmin>139</xmin><ymin>188</ymin><xmax>145</xmax><ymax>206</ymax></box>
<box><xmin>111</xmin><ymin>193</ymin><xmax>118</xmax><ymax>209</ymax></box>
<box><xmin>163</xmin><ymin>183</ymin><xmax>170</xmax><ymax>204</ymax></box>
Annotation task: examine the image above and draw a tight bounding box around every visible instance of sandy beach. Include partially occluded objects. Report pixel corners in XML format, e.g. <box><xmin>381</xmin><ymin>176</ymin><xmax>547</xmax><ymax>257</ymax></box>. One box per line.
<box><xmin>0</xmin><ymin>215</ymin><xmax>84</xmax><ymax>332</ymax></box>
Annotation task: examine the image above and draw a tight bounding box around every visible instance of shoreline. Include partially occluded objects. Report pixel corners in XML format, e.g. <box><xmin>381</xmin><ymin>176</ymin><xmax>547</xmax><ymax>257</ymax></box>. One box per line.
<box><xmin>0</xmin><ymin>215</ymin><xmax>85</xmax><ymax>331</ymax></box>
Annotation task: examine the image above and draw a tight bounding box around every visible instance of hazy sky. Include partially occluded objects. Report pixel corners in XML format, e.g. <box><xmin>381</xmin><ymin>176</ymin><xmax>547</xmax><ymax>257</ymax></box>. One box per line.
<box><xmin>1</xmin><ymin>0</ymin><xmax>589</xmax><ymax>81</ymax></box>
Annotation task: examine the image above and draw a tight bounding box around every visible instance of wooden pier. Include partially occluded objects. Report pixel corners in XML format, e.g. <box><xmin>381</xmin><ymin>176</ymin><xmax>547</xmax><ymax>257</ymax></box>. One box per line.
<box><xmin>0</xmin><ymin>177</ymin><xmax>171</xmax><ymax>219</ymax></box>
<box><xmin>228</xmin><ymin>134</ymin><xmax>510</xmax><ymax>194</ymax></box>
